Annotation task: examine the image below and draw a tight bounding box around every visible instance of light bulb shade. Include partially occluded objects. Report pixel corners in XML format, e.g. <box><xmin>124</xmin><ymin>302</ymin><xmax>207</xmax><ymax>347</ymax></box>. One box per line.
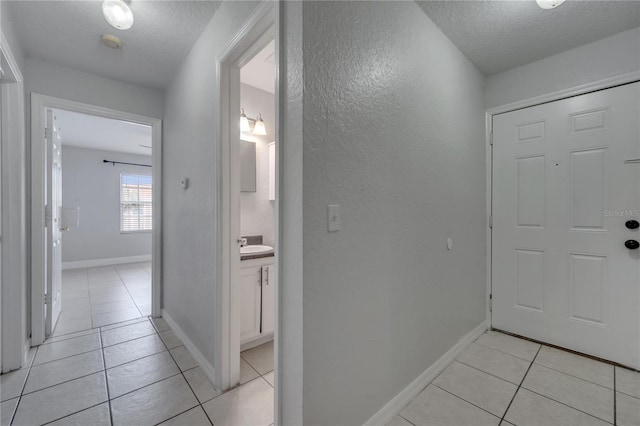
<box><xmin>253</xmin><ymin>115</ymin><xmax>267</xmax><ymax>136</ymax></box>
<box><xmin>240</xmin><ymin>109</ymin><xmax>251</xmax><ymax>132</ymax></box>
<box><xmin>536</xmin><ymin>0</ymin><xmax>565</xmax><ymax>9</ymax></box>
<box><xmin>103</xmin><ymin>0</ymin><xmax>134</xmax><ymax>30</ymax></box>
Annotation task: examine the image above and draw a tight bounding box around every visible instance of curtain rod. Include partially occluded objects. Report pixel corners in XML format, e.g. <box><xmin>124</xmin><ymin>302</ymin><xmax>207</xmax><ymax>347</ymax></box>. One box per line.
<box><xmin>103</xmin><ymin>159</ymin><xmax>151</xmax><ymax>168</ymax></box>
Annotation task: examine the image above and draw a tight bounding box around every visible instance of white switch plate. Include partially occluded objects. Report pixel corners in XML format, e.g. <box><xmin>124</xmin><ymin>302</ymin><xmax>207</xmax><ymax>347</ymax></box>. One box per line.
<box><xmin>328</xmin><ymin>204</ymin><xmax>341</xmax><ymax>232</ymax></box>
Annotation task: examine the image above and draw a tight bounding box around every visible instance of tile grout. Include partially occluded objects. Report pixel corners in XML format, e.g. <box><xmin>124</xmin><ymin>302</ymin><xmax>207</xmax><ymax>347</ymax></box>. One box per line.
<box><xmin>431</xmin><ymin>383</ymin><xmax>503</xmax><ymax>421</ymax></box>
<box><xmin>499</xmin><ymin>345</ymin><xmax>541</xmax><ymax>424</ymax></box>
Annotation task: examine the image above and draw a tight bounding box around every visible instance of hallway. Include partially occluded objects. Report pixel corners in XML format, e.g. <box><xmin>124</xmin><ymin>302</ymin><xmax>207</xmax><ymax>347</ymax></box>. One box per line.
<box><xmin>1</xmin><ymin>317</ymin><xmax>274</xmax><ymax>425</ymax></box>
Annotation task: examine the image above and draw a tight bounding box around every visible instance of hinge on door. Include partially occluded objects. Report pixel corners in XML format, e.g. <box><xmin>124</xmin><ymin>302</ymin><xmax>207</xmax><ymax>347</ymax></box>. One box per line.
<box><xmin>489</xmin><ymin>294</ymin><xmax>493</xmax><ymax>312</ymax></box>
<box><xmin>490</xmin><ymin>132</ymin><xmax>494</xmax><ymax>146</ymax></box>
<box><xmin>489</xmin><ymin>214</ymin><xmax>493</xmax><ymax>229</ymax></box>
<box><xmin>44</xmin><ymin>292</ymin><xmax>52</xmax><ymax>305</ymax></box>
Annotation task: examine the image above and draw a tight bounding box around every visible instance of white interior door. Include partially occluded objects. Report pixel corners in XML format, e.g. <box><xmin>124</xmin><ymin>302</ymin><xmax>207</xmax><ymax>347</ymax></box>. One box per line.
<box><xmin>492</xmin><ymin>82</ymin><xmax>640</xmax><ymax>368</ymax></box>
<box><xmin>45</xmin><ymin>109</ymin><xmax>62</xmax><ymax>337</ymax></box>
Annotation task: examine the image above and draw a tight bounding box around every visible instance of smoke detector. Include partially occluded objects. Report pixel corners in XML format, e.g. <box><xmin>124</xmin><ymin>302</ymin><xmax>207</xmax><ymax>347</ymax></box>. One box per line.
<box><xmin>101</xmin><ymin>34</ymin><xmax>122</xmax><ymax>49</ymax></box>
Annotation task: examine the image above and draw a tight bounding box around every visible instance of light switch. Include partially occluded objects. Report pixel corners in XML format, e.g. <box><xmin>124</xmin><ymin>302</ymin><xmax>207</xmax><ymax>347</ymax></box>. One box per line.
<box><xmin>328</xmin><ymin>204</ymin><xmax>341</xmax><ymax>232</ymax></box>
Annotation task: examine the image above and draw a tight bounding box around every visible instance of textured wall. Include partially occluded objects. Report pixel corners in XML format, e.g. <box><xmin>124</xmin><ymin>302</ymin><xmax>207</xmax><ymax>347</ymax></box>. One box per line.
<box><xmin>301</xmin><ymin>2</ymin><xmax>486</xmax><ymax>424</ymax></box>
<box><xmin>61</xmin><ymin>146</ymin><xmax>152</xmax><ymax>263</ymax></box>
<box><xmin>25</xmin><ymin>57</ymin><xmax>164</xmax><ymax>119</ymax></box>
<box><xmin>486</xmin><ymin>27</ymin><xmax>640</xmax><ymax>108</ymax></box>
<box><xmin>162</xmin><ymin>1</ymin><xmax>260</xmax><ymax>366</ymax></box>
<box><xmin>240</xmin><ymin>83</ymin><xmax>275</xmax><ymax>246</ymax></box>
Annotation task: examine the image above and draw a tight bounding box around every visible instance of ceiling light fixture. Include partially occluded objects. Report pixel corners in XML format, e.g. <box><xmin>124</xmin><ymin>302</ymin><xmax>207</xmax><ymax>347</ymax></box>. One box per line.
<box><xmin>240</xmin><ymin>109</ymin><xmax>267</xmax><ymax>136</ymax></box>
<box><xmin>102</xmin><ymin>0</ymin><xmax>134</xmax><ymax>30</ymax></box>
<box><xmin>536</xmin><ymin>0</ymin><xmax>565</xmax><ymax>9</ymax></box>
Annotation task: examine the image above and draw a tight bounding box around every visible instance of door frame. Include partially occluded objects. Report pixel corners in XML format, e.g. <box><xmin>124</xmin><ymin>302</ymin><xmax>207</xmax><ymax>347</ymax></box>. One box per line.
<box><xmin>30</xmin><ymin>93</ymin><xmax>163</xmax><ymax>345</ymax></box>
<box><xmin>485</xmin><ymin>70</ymin><xmax>640</xmax><ymax>330</ymax></box>
<box><xmin>214</xmin><ymin>0</ymin><xmax>277</xmax><ymax>394</ymax></box>
<box><xmin>1</xmin><ymin>30</ymin><xmax>27</xmax><ymax>372</ymax></box>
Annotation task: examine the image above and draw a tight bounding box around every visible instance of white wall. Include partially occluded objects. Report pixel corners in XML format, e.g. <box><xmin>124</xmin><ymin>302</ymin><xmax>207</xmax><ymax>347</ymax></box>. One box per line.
<box><xmin>61</xmin><ymin>146</ymin><xmax>152</xmax><ymax>264</ymax></box>
<box><xmin>300</xmin><ymin>2</ymin><xmax>486</xmax><ymax>424</ymax></box>
<box><xmin>486</xmin><ymin>27</ymin><xmax>640</xmax><ymax>108</ymax></box>
<box><xmin>25</xmin><ymin>57</ymin><xmax>164</xmax><ymax>119</ymax></box>
<box><xmin>162</xmin><ymin>0</ymin><xmax>260</xmax><ymax>368</ymax></box>
<box><xmin>240</xmin><ymin>83</ymin><xmax>275</xmax><ymax>246</ymax></box>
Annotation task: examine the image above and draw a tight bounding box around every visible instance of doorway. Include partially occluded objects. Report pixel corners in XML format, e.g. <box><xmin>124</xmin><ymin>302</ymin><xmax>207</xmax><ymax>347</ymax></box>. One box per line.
<box><xmin>30</xmin><ymin>94</ymin><xmax>162</xmax><ymax>345</ymax></box>
<box><xmin>491</xmin><ymin>81</ymin><xmax>640</xmax><ymax>369</ymax></box>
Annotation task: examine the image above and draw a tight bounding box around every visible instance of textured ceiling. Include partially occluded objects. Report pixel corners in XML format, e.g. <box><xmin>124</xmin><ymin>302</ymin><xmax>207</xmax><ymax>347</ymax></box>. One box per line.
<box><xmin>56</xmin><ymin>109</ymin><xmax>152</xmax><ymax>156</ymax></box>
<box><xmin>417</xmin><ymin>0</ymin><xmax>640</xmax><ymax>76</ymax></box>
<box><xmin>241</xmin><ymin>39</ymin><xmax>276</xmax><ymax>94</ymax></box>
<box><xmin>7</xmin><ymin>0</ymin><xmax>221</xmax><ymax>90</ymax></box>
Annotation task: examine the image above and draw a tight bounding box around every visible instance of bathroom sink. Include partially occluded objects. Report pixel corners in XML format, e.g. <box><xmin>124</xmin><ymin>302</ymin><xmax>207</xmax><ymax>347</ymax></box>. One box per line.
<box><xmin>240</xmin><ymin>245</ymin><xmax>274</xmax><ymax>255</ymax></box>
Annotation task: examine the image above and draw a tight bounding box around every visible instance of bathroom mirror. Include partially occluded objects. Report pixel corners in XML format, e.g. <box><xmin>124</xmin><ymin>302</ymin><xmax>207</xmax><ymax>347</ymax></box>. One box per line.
<box><xmin>240</xmin><ymin>140</ymin><xmax>256</xmax><ymax>192</ymax></box>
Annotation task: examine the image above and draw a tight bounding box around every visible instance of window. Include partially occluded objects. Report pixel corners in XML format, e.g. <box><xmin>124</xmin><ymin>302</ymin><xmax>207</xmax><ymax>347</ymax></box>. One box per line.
<box><xmin>120</xmin><ymin>174</ymin><xmax>152</xmax><ymax>232</ymax></box>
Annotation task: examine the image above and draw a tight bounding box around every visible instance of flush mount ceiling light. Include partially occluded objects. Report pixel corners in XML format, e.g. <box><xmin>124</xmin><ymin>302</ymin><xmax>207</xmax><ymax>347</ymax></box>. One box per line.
<box><xmin>536</xmin><ymin>0</ymin><xmax>565</xmax><ymax>9</ymax></box>
<box><xmin>102</xmin><ymin>0</ymin><xmax>134</xmax><ymax>30</ymax></box>
<box><xmin>240</xmin><ymin>108</ymin><xmax>267</xmax><ymax>135</ymax></box>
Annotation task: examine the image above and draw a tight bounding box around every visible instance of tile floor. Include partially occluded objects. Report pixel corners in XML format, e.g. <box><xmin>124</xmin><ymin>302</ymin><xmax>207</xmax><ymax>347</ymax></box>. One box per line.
<box><xmin>1</xmin><ymin>317</ymin><xmax>275</xmax><ymax>425</ymax></box>
<box><xmin>56</xmin><ymin>263</ymin><xmax>152</xmax><ymax>335</ymax></box>
<box><xmin>390</xmin><ymin>330</ymin><xmax>640</xmax><ymax>426</ymax></box>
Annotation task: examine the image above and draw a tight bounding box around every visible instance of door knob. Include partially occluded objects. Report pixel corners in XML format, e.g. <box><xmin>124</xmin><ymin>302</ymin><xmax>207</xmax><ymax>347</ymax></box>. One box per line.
<box><xmin>625</xmin><ymin>220</ymin><xmax>640</xmax><ymax>230</ymax></box>
<box><xmin>625</xmin><ymin>240</ymin><xmax>640</xmax><ymax>250</ymax></box>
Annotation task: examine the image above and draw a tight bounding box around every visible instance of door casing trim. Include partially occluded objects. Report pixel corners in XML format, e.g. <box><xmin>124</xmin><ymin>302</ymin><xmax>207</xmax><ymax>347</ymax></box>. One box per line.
<box><xmin>30</xmin><ymin>93</ymin><xmax>162</xmax><ymax>345</ymax></box>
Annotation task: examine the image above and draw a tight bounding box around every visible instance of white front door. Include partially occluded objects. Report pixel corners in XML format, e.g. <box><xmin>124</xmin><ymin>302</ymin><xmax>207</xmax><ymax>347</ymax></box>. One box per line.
<box><xmin>45</xmin><ymin>110</ymin><xmax>62</xmax><ymax>337</ymax></box>
<box><xmin>492</xmin><ymin>82</ymin><xmax>640</xmax><ymax>368</ymax></box>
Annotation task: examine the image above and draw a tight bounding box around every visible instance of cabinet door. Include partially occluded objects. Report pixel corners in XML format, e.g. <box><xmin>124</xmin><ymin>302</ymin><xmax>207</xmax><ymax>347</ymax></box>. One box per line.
<box><xmin>240</xmin><ymin>266</ymin><xmax>262</xmax><ymax>343</ymax></box>
<box><xmin>261</xmin><ymin>265</ymin><xmax>275</xmax><ymax>335</ymax></box>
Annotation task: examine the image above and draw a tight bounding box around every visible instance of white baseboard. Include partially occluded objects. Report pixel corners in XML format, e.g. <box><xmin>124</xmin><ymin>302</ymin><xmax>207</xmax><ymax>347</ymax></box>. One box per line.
<box><xmin>241</xmin><ymin>333</ymin><xmax>274</xmax><ymax>352</ymax></box>
<box><xmin>364</xmin><ymin>320</ymin><xmax>489</xmax><ymax>426</ymax></box>
<box><xmin>162</xmin><ymin>309</ymin><xmax>216</xmax><ymax>387</ymax></box>
<box><xmin>62</xmin><ymin>254</ymin><xmax>151</xmax><ymax>270</ymax></box>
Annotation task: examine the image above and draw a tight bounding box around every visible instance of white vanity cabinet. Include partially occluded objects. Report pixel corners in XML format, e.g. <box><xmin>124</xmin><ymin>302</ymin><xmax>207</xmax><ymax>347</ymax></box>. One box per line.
<box><xmin>240</xmin><ymin>257</ymin><xmax>275</xmax><ymax>345</ymax></box>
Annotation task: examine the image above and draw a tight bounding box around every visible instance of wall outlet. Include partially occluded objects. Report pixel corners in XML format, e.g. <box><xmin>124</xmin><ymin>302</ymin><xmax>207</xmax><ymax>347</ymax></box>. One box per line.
<box><xmin>181</xmin><ymin>177</ymin><xmax>189</xmax><ymax>189</ymax></box>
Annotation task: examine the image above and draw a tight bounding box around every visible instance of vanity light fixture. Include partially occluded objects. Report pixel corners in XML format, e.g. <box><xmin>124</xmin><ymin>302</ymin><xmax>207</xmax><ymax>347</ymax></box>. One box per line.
<box><xmin>536</xmin><ymin>0</ymin><xmax>565</xmax><ymax>9</ymax></box>
<box><xmin>240</xmin><ymin>108</ymin><xmax>267</xmax><ymax>135</ymax></box>
<box><xmin>102</xmin><ymin>0</ymin><xmax>134</xmax><ymax>30</ymax></box>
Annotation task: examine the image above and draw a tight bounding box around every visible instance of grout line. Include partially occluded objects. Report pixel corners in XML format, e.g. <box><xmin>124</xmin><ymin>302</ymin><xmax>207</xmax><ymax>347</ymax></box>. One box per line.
<box><xmin>40</xmin><ymin>400</ymin><xmax>109</xmax><ymax>425</ymax></box>
<box><xmin>432</xmin><ymin>384</ymin><xmax>502</xmax><ymax>421</ymax></box>
<box><xmin>473</xmin><ymin>339</ymin><xmax>537</xmax><ymax>364</ymax></box>
<box><xmin>521</xmin><ymin>388</ymin><xmax>615</xmax><ymax>425</ymax></box>
<box><xmin>8</xmin><ymin>344</ymin><xmax>40</xmax><ymax>425</ymax></box>
<box><xmin>398</xmin><ymin>413</ymin><xmax>417</xmax><ymax>426</ymax></box>
<box><xmin>500</xmin><ymin>345</ymin><xmax>541</xmax><ymax>423</ymax></box>
<box><xmin>19</xmin><ymin>369</ymin><xmax>106</xmax><ymax>398</ymax></box>
<box><xmin>455</xmin><ymin>359</ymin><xmax>524</xmax><ymax>386</ymax></box>
<box><xmin>98</xmin><ymin>326</ymin><xmax>114</xmax><ymax>426</ymax></box>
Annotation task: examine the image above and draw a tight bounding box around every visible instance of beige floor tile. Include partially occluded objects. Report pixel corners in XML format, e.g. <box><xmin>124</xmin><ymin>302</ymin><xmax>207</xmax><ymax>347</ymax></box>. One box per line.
<box><xmin>202</xmin><ymin>377</ymin><xmax>274</xmax><ymax>426</ymax></box>
<box><xmin>457</xmin><ymin>342</ymin><xmax>531</xmax><ymax>385</ymax></box>
<box><xmin>150</xmin><ymin>317</ymin><xmax>172</xmax><ymax>332</ymax></box>
<box><xmin>433</xmin><ymin>361</ymin><xmax>518</xmax><ymax>417</ymax></box>
<box><xmin>522</xmin><ymin>364</ymin><xmax>614</xmax><ymax>423</ymax></box>
<box><xmin>24</xmin><ymin>349</ymin><xmax>104</xmax><ymax>394</ymax></box>
<box><xmin>53</xmin><ymin>317</ymin><xmax>94</xmax><ymax>337</ymax></box>
<box><xmin>617</xmin><ymin>392</ymin><xmax>640</xmax><ymax>426</ymax></box>
<box><xmin>100</xmin><ymin>317</ymin><xmax>150</xmax><ymax>332</ymax></box>
<box><xmin>43</xmin><ymin>328</ymin><xmax>99</xmax><ymax>345</ymax></box>
<box><xmin>12</xmin><ymin>373</ymin><xmax>108</xmax><ymax>425</ymax></box>
<box><xmin>34</xmin><ymin>333</ymin><xmax>101</xmax><ymax>365</ymax></box>
<box><xmin>535</xmin><ymin>346</ymin><xmax>613</xmax><ymax>388</ymax></box>
<box><xmin>48</xmin><ymin>402</ymin><xmax>111</xmax><ymax>426</ymax></box>
<box><xmin>92</xmin><ymin>307</ymin><xmax>142</xmax><ymax>328</ymax></box>
<box><xmin>263</xmin><ymin>371</ymin><xmax>275</xmax><ymax>387</ymax></box>
<box><xmin>103</xmin><ymin>334</ymin><xmax>166</xmax><ymax>368</ymax></box>
<box><xmin>240</xmin><ymin>358</ymin><xmax>260</xmax><ymax>385</ymax></box>
<box><xmin>616</xmin><ymin>367</ymin><xmax>640</xmax><ymax>399</ymax></box>
<box><xmin>241</xmin><ymin>340</ymin><xmax>273</xmax><ymax>375</ymax></box>
<box><xmin>170</xmin><ymin>346</ymin><xmax>198</xmax><ymax>371</ymax></box>
<box><xmin>106</xmin><ymin>351</ymin><xmax>179</xmax><ymax>398</ymax></box>
<box><xmin>504</xmin><ymin>388</ymin><xmax>609</xmax><ymax>426</ymax></box>
<box><xmin>386</xmin><ymin>414</ymin><xmax>413</xmax><ymax>426</ymax></box>
<box><xmin>101</xmin><ymin>320</ymin><xmax>156</xmax><ymax>347</ymax></box>
<box><xmin>1</xmin><ymin>397</ymin><xmax>18</xmax><ymax>425</ymax></box>
<box><xmin>475</xmin><ymin>331</ymin><xmax>540</xmax><ymax>361</ymax></box>
<box><xmin>159</xmin><ymin>329</ymin><xmax>183</xmax><ymax>349</ymax></box>
<box><xmin>110</xmin><ymin>374</ymin><xmax>198</xmax><ymax>426</ymax></box>
<box><xmin>0</xmin><ymin>368</ymin><xmax>28</xmax><ymax>402</ymax></box>
<box><xmin>160</xmin><ymin>406</ymin><xmax>212</xmax><ymax>426</ymax></box>
<box><xmin>400</xmin><ymin>385</ymin><xmax>500</xmax><ymax>426</ymax></box>
<box><xmin>183</xmin><ymin>367</ymin><xmax>221</xmax><ymax>403</ymax></box>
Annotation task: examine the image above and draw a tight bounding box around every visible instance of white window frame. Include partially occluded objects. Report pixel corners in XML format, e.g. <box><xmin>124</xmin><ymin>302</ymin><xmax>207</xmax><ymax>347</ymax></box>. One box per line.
<box><xmin>120</xmin><ymin>172</ymin><xmax>153</xmax><ymax>234</ymax></box>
